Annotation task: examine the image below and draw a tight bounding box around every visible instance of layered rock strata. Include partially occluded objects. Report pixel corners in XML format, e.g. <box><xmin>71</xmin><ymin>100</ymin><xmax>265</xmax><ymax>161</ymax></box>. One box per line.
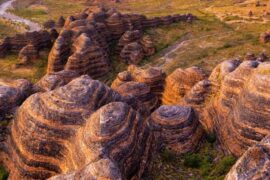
<box><xmin>18</xmin><ymin>44</ymin><xmax>39</xmax><ymax>65</ymax></box>
<box><xmin>120</xmin><ymin>42</ymin><xmax>144</xmax><ymax>64</ymax></box>
<box><xmin>162</xmin><ymin>66</ymin><xmax>207</xmax><ymax>105</ymax></box>
<box><xmin>149</xmin><ymin>105</ymin><xmax>204</xmax><ymax>153</ymax></box>
<box><xmin>225</xmin><ymin>136</ymin><xmax>270</xmax><ymax>180</ymax></box>
<box><xmin>5</xmin><ymin>75</ymin><xmax>153</xmax><ymax>179</ymax></box>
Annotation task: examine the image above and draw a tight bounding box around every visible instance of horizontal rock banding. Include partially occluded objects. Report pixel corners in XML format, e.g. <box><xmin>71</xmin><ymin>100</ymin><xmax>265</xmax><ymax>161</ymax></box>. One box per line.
<box><xmin>162</xmin><ymin>67</ymin><xmax>207</xmax><ymax>105</ymax></box>
<box><xmin>6</xmin><ymin>75</ymin><xmax>153</xmax><ymax>179</ymax></box>
<box><xmin>112</xmin><ymin>81</ymin><xmax>159</xmax><ymax>112</ymax></box>
<box><xmin>149</xmin><ymin>105</ymin><xmax>204</xmax><ymax>153</ymax></box>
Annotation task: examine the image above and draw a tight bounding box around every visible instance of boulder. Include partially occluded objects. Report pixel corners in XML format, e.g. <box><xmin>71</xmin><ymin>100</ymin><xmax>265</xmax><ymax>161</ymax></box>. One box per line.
<box><xmin>117</xmin><ymin>30</ymin><xmax>142</xmax><ymax>53</ymax></box>
<box><xmin>56</xmin><ymin>16</ymin><xmax>65</xmax><ymax>28</ymax></box>
<box><xmin>149</xmin><ymin>105</ymin><xmax>204</xmax><ymax>153</ymax></box>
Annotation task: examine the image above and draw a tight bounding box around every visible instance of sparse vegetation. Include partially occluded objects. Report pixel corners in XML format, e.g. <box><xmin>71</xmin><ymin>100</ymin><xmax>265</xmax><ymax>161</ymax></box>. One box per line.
<box><xmin>0</xmin><ymin>165</ymin><xmax>8</xmax><ymax>180</ymax></box>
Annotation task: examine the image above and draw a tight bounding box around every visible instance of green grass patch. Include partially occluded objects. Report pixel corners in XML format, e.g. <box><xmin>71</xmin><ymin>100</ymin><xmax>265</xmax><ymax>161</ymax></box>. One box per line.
<box><xmin>0</xmin><ymin>166</ymin><xmax>8</xmax><ymax>180</ymax></box>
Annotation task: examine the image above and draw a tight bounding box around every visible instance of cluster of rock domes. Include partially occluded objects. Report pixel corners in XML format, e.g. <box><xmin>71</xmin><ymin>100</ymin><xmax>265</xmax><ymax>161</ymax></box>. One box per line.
<box><xmin>46</xmin><ymin>7</ymin><xmax>195</xmax><ymax>78</ymax></box>
<box><xmin>1</xmin><ymin>58</ymin><xmax>270</xmax><ymax>179</ymax></box>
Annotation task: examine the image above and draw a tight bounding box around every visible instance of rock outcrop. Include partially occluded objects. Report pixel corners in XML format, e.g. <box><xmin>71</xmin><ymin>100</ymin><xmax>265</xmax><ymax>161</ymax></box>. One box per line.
<box><xmin>178</xmin><ymin>60</ymin><xmax>270</xmax><ymax>157</ymax></box>
<box><xmin>34</xmin><ymin>70</ymin><xmax>79</xmax><ymax>92</ymax></box>
<box><xmin>18</xmin><ymin>44</ymin><xmax>39</xmax><ymax>65</ymax></box>
<box><xmin>140</xmin><ymin>35</ymin><xmax>155</xmax><ymax>56</ymax></box>
<box><xmin>225</xmin><ymin>136</ymin><xmax>270</xmax><ymax>180</ymax></box>
<box><xmin>112</xmin><ymin>81</ymin><xmax>159</xmax><ymax>112</ymax></box>
<box><xmin>120</xmin><ymin>42</ymin><xmax>144</xmax><ymax>64</ymax></box>
<box><xmin>117</xmin><ymin>30</ymin><xmax>142</xmax><ymax>53</ymax></box>
<box><xmin>162</xmin><ymin>67</ymin><xmax>207</xmax><ymax>105</ymax></box>
<box><xmin>260</xmin><ymin>30</ymin><xmax>270</xmax><ymax>43</ymax></box>
<box><xmin>112</xmin><ymin>65</ymin><xmax>166</xmax><ymax>99</ymax></box>
<box><xmin>0</xmin><ymin>79</ymin><xmax>32</xmax><ymax>120</ymax></box>
<box><xmin>149</xmin><ymin>105</ymin><xmax>204</xmax><ymax>154</ymax></box>
<box><xmin>5</xmin><ymin>75</ymin><xmax>153</xmax><ymax>179</ymax></box>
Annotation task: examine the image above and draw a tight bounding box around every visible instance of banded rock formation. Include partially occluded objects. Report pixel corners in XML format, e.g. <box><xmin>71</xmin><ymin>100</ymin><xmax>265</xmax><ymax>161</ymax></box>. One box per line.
<box><xmin>112</xmin><ymin>65</ymin><xmax>166</xmax><ymax>99</ymax></box>
<box><xmin>112</xmin><ymin>81</ymin><xmax>159</xmax><ymax>112</ymax></box>
<box><xmin>47</xmin><ymin>7</ymin><xmax>196</xmax><ymax>78</ymax></box>
<box><xmin>0</xmin><ymin>79</ymin><xmax>32</xmax><ymax>120</ymax></box>
<box><xmin>34</xmin><ymin>70</ymin><xmax>79</xmax><ymax>92</ymax></box>
<box><xmin>117</xmin><ymin>30</ymin><xmax>142</xmax><ymax>53</ymax></box>
<box><xmin>149</xmin><ymin>105</ymin><xmax>204</xmax><ymax>154</ymax></box>
<box><xmin>140</xmin><ymin>35</ymin><xmax>155</xmax><ymax>56</ymax></box>
<box><xmin>162</xmin><ymin>66</ymin><xmax>207</xmax><ymax>105</ymax></box>
<box><xmin>178</xmin><ymin>60</ymin><xmax>270</xmax><ymax>157</ymax></box>
<box><xmin>18</xmin><ymin>44</ymin><xmax>39</xmax><ymax>65</ymax></box>
<box><xmin>5</xmin><ymin>75</ymin><xmax>153</xmax><ymax>179</ymax></box>
<box><xmin>225</xmin><ymin>136</ymin><xmax>270</xmax><ymax>180</ymax></box>
<box><xmin>120</xmin><ymin>42</ymin><xmax>144</xmax><ymax>64</ymax></box>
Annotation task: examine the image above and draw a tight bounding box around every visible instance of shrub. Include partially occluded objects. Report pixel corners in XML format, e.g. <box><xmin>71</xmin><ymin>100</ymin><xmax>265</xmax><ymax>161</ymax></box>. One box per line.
<box><xmin>183</xmin><ymin>154</ymin><xmax>202</xmax><ymax>168</ymax></box>
<box><xmin>0</xmin><ymin>166</ymin><xmax>9</xmax><ymax>180</ymax></box>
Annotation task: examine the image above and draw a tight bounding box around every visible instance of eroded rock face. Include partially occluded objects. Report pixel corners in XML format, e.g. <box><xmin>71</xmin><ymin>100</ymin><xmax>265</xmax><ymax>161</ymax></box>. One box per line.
<box><xmin>0</xmin><ymin>79</ymin><xmax>32</xmax><ymax>119</ymax></box>
<box><xmin>179</xmin><ymin>60</ymin><xmax>270</xmax><ymax>157</ymax></box>
<box><xmin>5</xmin><ymin>75</ymin><xmax>153</xmax><ymax>179</ymax></box>
<box><xmin>149</xmin><ymin>105</ymin><xmax>204</xmax><ymax>154</ymax></box>
<box><xmin>112</xmin><ymin>81</ymin><xmax>159</xmax><ymax>112</ymax></box>
<box><xmin>112</xmin><ymin>65</ymin><xmax>166</xmax><ymax>100</ymax></box>
<box><xmin>120</xmin><ymin>42</ymin><xmax>144</xmax><ymax>64</ymax></box>
<box><xmin>140</xmin><ymin>35</ymin><xmax>155</xmax><ymax>56</ymax></box>
<box><xmin>34</xmin><ymin>70</ymin><xmax>79</xmax><ymax>92</ymax></box>
<box><xmin>18</xmin><ymin>44</ymin><xmax>39</xmax><ymax>65</ymax></box>
<box><xmin>162</xmin><ymin>66</ymin><xmax>207</xmax><ymax>105</ymax></box>
<box><xmin>225</xmin><ymin>136</ymin><xmax>270</xmax><ymax>180</ymax></box>
<box><xmin>49</xmin><ymin>158</ymin><xmax>122</xmax><ymax>180</ymax></box>
<box><xmin>47</xmin><ymin>7</ymin><xmax>196</xmax><ymax>78</ymax></box>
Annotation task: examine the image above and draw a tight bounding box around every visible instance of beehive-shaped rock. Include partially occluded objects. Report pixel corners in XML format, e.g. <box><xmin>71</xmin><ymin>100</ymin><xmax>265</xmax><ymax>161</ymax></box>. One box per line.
<box><xmin>18</xmin><ymin>44</ymin><xmax>39</xmax><ymax>65</ymax></box>
<box><xmin>149</xmin><ymin>105</ymin><xmax>204</xmax><ymax>153</ymax></box>
<box><xmin>47</xmin><ymin>30</ymin><xmax>73</xmax><ymax>73</ymax></box>
<box><xmin>34</xmin><ymin>70</ymin><xmax>79</xmax><ymax>92</ymax></box>
<box><xmin>64</xmin><ymin>33</ymin><xmax>110</xmax><ymax>78</ymax></box>
<box><xmin>56</xmin><ymin>16</ymin><xmax>65</xmax><ymax>28</ymax></box>
<box><xmin>112</xmin><ymin>81</ymin><xmax>159</xmax><ymax>112</ymax></box>
<box><xmin>120</xmin><ymin>42</ymin><xmax>144</xmax><ymax>64</ymax></box>
<box><xmin>106</xmin><ymin>12</ymin><xmax>126</xmax><ymax>40</ymax></box>
<box><xmin>117</xmin><ymin>30</ymin><xmax>142</xmax><ymax>53</ymax></box>
<box><xmin>5</xmin><ymin>75</ymin><xmax>154</xmax><ymax>179</ymax></box>
<box><xmin>162</xmin><ymin>67</ymin><xmax>207</xmax><ymax>105</ymax></box>
<box><xmin>225</xmin><ymin>136</ymin><xmax>270</xmax><ymax>180</ymax></box>
<box><xmin>111</xmin><ymin>71</ymin><xmax>133</xmax><ymax>89</ymax></box>
<box><xmin>128</xmin><ymin>65</ymin><xmax>166</xmax><ymax>99</ymax></box>
<box><xmin>181</xmin><ymin>60</ymin><xmax>270</xmax><ymax>157</ymax></box>
<box><xmin>5</xmin><ymin>75</ymin><xmax>152</xmax><ymax>179</ymax></box>
<box><xmin>140</xmin><ymin>35</ymin><xmax>155</xmax><ymax>56</ymax></box>
<box><xmin>0</xmin><ymin>79</ymin><xmax>32</xmax><ymax>119</ymax></box>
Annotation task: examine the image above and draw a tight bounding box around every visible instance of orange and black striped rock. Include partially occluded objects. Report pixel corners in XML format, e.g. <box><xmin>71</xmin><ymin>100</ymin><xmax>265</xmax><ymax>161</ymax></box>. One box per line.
<box><xmin>34</xmin><ymin>70</ymin><xmax>79</xmax><ymax>92</ymax></box>
<box><xmin>0</xmin><ymin>79</ymin><xmax>32</xmax><ymax>120</ymax></box>
<box><xmin>149</xmin><ymin>105</ymin><xmax>204</xmax><ymax>154</ymax></box>
<box><xmin>180</xmin><ymin>60</ymin><xmax>270</xmax><ymax>157</ymax></box>
<box><xmin>18</xmin><ymin>44</ymin><xmax>39</xmax><ymax>65</ymax></box>
<box><xmin>140</xmin><ymin>35</ymin><xmax>155</xmax><ymax>56</ymax></box>
<box><xmin>5</xmin><ymin>75</ymin><xmax>153</xmax><ymax>179</ymax></box>
<box><xmin>162</xmin><ymin>66</ymin><xmax>207</xmax><ymax>105</ymax></box>
<box><xmin>112</xmin><ymin>81</ymin><xmax>159</xmax><ymax>112</ymax></box>
<box><xmin>225</xmin><ymin>136</ymin><xmax>270</xmax><ymax>180</ymax></box>
<box><xmin>117</xmin><ymin>30</ymin><xmax>142</xmax><ymax>53</ymax></box>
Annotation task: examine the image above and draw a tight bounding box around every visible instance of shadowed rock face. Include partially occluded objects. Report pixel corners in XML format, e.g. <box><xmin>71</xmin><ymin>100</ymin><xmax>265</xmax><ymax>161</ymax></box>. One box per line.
<box><xmin>18</xmin><ymin>44</ymin><xmax>39</xmax><ymax>65</ymax></box>
<box><xmin>162</xmin><ymin>66</ymin><xmax>207</xmax><ymax>105</ymax></box>
<box><xmin>149</xmin><ymin>105</ymin><xmax>204</xmax><ymax>154</ymax></box>
<box><xmin>120</xmin><ymin>42</ymin><xmax>144</xmax><ymax>64</ymax></box>
<box><xmin>0</xmin><ymin>79</ymin><xmax>32</xmax><ymax>120</ymax></box>
<box><xmin>5</xmin><ymin>75</ymin><xmax>153</xmax><ymax>179</ymax></box>
<box><xmin>179</xmin><ymin>60</ymin><xmax>270</xmax><ymax>157</ymax></box>
<box><xmin>225</xmin><ymin>136</ymin><xmax>270</xmax><ymax>180</ymax></box>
